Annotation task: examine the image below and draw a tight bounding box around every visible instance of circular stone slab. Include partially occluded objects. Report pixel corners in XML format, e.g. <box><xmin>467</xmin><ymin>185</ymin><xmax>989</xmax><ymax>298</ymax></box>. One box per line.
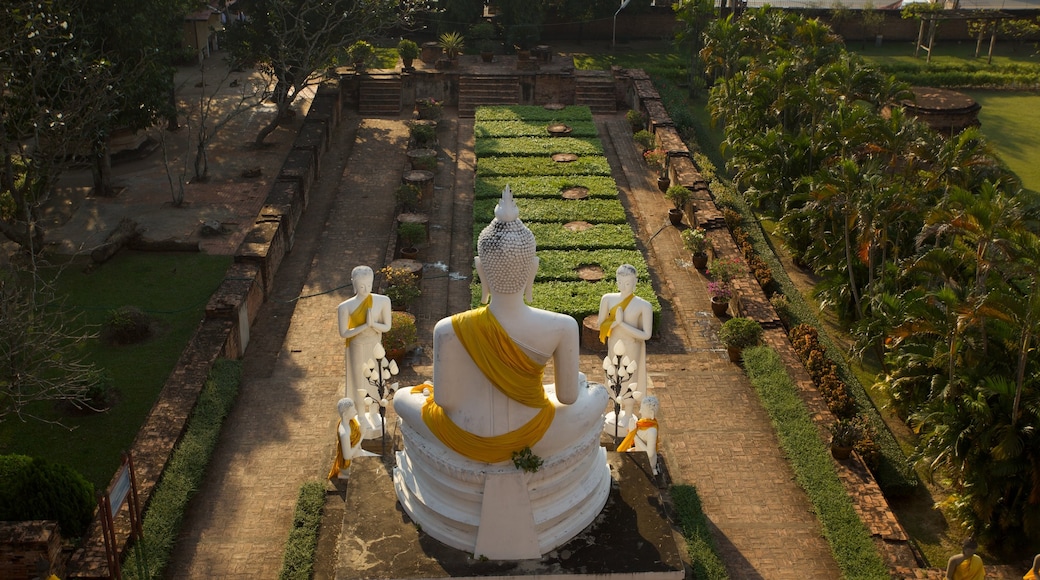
<box><xmin>552</xmin><ymin>153</ymin><xmax>578</xmax><ymax>163</ymax></box>
<box><xmin>544</xmin><ymin>103</ymin><xmax>565</xmax><ymax>111</ymax></box>
<box><xmin>576</xmin><ymin>264</ymin><xmax>605</xmax><ymax>282</ymax></box>
<box><xmin>563</xmin><ymin>221</ymin><xmax>593</xmax><ymax>232</ymax></box>
<box><xmin>561</xmin><ymin>186</ymin><xmax>589</xmax><ymax>200</ymax></box>
<box><xmin>547</xmin><ymin>124</ymin><xmax>572</xmax><ymax>137</ymax></box>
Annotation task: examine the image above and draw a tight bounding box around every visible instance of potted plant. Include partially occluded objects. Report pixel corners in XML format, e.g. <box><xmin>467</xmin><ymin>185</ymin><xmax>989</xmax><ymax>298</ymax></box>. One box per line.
<box><xmin>680</xmin><ymin>228</ymin><xmax>711</xmax><ymax>270</ymax></box>
<box><xmin>664</xmin><ymin>185</ymin><xmax>692</xmax><ymax>226</ymax></box>
<box><xmin>643</xmin><ymin>148</ymin><xmax>669</xmax><ymax>191</ymax></box>
<box><xmin>707</xmin><ymin>256</ymin><xmax>744</xmax><ymax>285</ymax></box>
<box><xmin>438</xmin><ymin>31</ymin><xmax>465</xmax><ymax>65</ymax></box>
<box><xmin>408</xmin><ymin>120</ymin><xmax>437</xmax><ymax>147</ymax></box>
<box><xmin>828</xmin><ymin>417</ymin><xmax>863</xmax><ymax>460</ymax></box>
<box><xmin>346</xmin><ymin>40</ymin><xmax>375</xmax><ymax>72</ymax></box>
<box><xmin>395</xmin><ymin>183</ymin><xmax>422</xmax><ymax>212</ymax></box>
<box><xmin>382</xmin><ymin>311</ymin><xmax>418</xmax><ymax>363</ymax></box>
<box><xmin>398</xmin><ymin>221</ymin><xmax>426</xmax><ymax>259</ymax></box>
<box><xmin>397</xmin><ymin>39</ymin><xmax>419</xmax><ymax>70</ymax></box>
<box><xmin>633</xmin><ymin>130</ymin><xmax>655</xmax><ymax>152</ymax></box>
<box><xmin>381</xmin><ymin>265</ymin><xmax>421</xmax><ymax>311</ymax></box>
<box><xmin>625</xmin><ymin>109</ymin><xmax>646</xmax><ymax>133</ymax></box>
<box><xmin>414</xmin><ymin>97</ymin><xmax>442</xmax><ymax>121</ymax></box>
<box><xmin>707</xmin><ymin>281</ymin><xmax>731</xmax><ymax>317</ymax></box>
<box><xmin>717</xmin><ymin>317</ymin><xmax>763</xmax><ymax>363</ymax></box>
<box><xmin>468</xmin><ymin>22</ymin><xmax>496</xmax><ymax>62</ymax></box>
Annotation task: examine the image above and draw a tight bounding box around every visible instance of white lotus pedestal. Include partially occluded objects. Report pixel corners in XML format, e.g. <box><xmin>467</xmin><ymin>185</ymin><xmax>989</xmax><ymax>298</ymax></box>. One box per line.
<box><xmin>333</xmin><ymin>452</ymin><xmax>684</xmax><ymax>580</ymax></box>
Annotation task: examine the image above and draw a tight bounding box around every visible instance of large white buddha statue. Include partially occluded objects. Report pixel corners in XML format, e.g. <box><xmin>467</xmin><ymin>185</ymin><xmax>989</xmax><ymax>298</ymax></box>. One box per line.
<box><xmin>393</xmin><ymin>186</ymin><xmax>610</xmax><ymax>560</ymax></box>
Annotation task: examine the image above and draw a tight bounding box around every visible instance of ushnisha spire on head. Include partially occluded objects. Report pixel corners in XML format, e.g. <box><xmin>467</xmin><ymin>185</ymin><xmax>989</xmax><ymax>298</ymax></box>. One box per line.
<box><xmin>476</xmin><ymin>185</ymin><xmax>537</xmax><ymax>296</ymax></box>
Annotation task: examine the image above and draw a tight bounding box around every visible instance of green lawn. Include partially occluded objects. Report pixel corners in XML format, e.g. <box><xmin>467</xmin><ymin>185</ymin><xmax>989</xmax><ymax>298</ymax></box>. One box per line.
<box><xmin>964</xmin><ymin>90</ymin><xmax>1040</xmax><ymax>194</ymax></box>
<box><xmin>854</xmin><ymin>39</ymin><xmax>1040</xmax><ymax>68</ymax></box>
<box><xmin>0</xmin><ymin>252</ymin><xmax>231</xmax><ymax>489</ymax></box>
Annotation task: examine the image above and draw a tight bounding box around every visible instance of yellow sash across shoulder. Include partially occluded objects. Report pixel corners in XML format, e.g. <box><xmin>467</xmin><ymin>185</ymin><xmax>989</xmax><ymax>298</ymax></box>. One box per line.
<box><xmin>616</xmin><ymin>418</ymin><xmax>659</xmax><ymax>452</ymax></box>
<box><xmin>419</xmin><ymin>306</ymin><xmax>555</xmax><ymax>464</ymax></box>
<box><xmin>600</xmin><ymin>294</ymin><xmax>634</xmax><ymax>343</ymax></box>
<box><xmin>343</xmin><ymin>294</ymin><xmax>372</xmax><ymax>347</ymax></box>
<box><xmin>327</xmin><ymin>417</ymin><xmax>362</xmax><ymax>479</ymax></box>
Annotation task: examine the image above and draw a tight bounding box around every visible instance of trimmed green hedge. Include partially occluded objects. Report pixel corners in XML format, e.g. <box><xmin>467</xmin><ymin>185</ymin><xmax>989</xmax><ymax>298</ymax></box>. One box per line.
<box><xmin>671</xmin><ymin>485</ymin><xmax>729</xmax><ymax>580</ymax></box>
<box><xmin>704</xmin><ymin>159</ymin><xmax>917</xmax><ymax>497</ymax></box>
<box><xmin>474</xmin><ymin>105</ymin><xmax>594</xmax><ymax>122</ymax></box>
<box><xmin>474</xmin><ymin>120</ymin><xmax>600</xmax><ymax>138</ymax></box>
<box><xmin>0</xmin><ymin>454</ymin><xmax>95</xmax><ymax>538</ymax></box>
<box><xmin>506</xmin><ymin>223</ymin><xmax>636</xmax><ymax>250</ymax></box>
<box><xmin>535</xmin><ymin>249</ymin><xmax>649</xmax><ymax>282</ymax></box>
<box><xmin>471</xmin><ymin>280</ymin><xmax>660</xmax><ymax>324</ymax></box>
<box><xmin>742</xmin><ymin>346</ymin><xmax>888</xmax><ymax>580</ymax></box>
<box><xmin>477</xmin><ymin>155</ymin><xmax>612</xmax><ymax>178</ymax></box>
<box><xmin>475</xmin><ymin>137</ymin><xmax>604</xmax><ymax>157</ymax></box>
<box><xmin>475</xmin><ymin>176</ymin><xmax>620</xmax><ymax>200</ymax></box>
<box><xmin>278</xmin><ymin>480</ymin><xmax>326</xmax><ymax>580</ymax></box>
<box><xmin>474</xmin><ymin>197</ymin><xmax>628</xmax><ymax>225</ymax></box>
<box><xmin>122</xmin><ymin>359</ymin><xmax>242</xmax><ymax>579</ymax></box>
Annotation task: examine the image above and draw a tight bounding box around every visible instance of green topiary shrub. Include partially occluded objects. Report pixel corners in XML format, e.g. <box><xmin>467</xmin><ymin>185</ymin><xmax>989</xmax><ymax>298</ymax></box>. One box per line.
<box><xmin>0</xmin><ymin>454</ymin><xmax>95</xmax><ymax>538</ymax></box>
<box><xmin>104</xmin><ymin>305</ymin><xmax>152</xmax><ymax>344</ymax></box>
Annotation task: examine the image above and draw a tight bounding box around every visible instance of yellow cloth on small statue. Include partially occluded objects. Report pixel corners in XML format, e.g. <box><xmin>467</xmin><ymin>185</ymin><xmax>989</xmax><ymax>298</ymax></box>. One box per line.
<box><xmin>418</xmin><ymin>306</ymin><xmax>554</xmax><ymax>464</ymax></box>
<box><xmin>599</xmin><ymin>294</ymin><xmax>634</xmax><ymax>343</ymax></box>
<box><xmin>616</xmin><ymin>418</ymin><xmax>659</xmax><ymax>452</ymax></box>
<box><xmin>327</xmin><ymin>417</ymin><xmax>362</xmax><ymax>479</ymax></box>
<box><xmin>953</xmin><ymin>554</ymin><xmax>985</xmax><ymax>580</ymax></box>
<box><xmin>1025</xmin><ymin>569</ymin><xmax>1038</xmax><ymax>580</ymax></box>
<box><xmin>343</xmin><ymin>294</ymin><xmax>372</xmax><ymax>347</ymax></box>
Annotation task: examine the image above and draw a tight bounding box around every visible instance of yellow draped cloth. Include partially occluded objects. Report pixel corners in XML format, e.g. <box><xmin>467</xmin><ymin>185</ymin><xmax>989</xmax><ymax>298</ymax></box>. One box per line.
<box><xmin>343</xmin><ymin>294</ymin><xmax>372</xmax><ymax>347</ymax></box>
<box><xmin>599</xmin><ymin>294</ymin><xmax>634</xmax><ymax>343</ymax></box>
<box><xmin>327</xmin><ymin>417</ymin><xmax>362</xmax><ymax>479</ymax></box>
<box><xmin>616</xmin><ymin>418</ymin><xmax>659</xmax><ymax>452</ymax></box>
<box><xmin>418</xmin><ymin>306</ymin><xmax>554</xmax><ymax>463</ymax></box>
<box><xmin>953</xmin><ymin>555</ymin><xmax>985</xmax><ymax>580</ymax></box>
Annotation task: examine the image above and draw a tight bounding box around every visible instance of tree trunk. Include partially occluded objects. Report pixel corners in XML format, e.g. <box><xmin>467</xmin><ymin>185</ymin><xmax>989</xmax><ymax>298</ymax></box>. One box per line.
<box><xmin>91</xmin><ymin>137</ymin><xmax>116</xmax><ymax>197</ymax></box>
<box><xmin>254</xmin><ymin>113</ymin><xmax>280</xmax><ymax>146</ymax></box>
<box><xmin>91</xmin><ymin>217</ymin><xmax>140</xmax><ymax>263</ymax></box>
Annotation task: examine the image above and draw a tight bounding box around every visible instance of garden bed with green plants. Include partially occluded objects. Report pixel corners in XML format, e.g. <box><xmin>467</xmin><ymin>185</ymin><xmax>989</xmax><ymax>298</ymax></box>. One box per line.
<box><xmin>475</xmin><ymin>176</ymin><xmax>620</xmax><ymax>199</ymax></box>
<box><xmin>742</xmin><ymin>346</ymin><xmax>889</xmax><ymax>579</ymax></box>
<box><xmin>474</xmin><ymin>120</ymin><xmax>600</xmax><ymax>138</ymax></box>
<box><xmin>474</xmin><ymin>137</ymin><xmax>604</xmax><ymax>157</ymax></box>
<box><xmin>471</xmin><ymin>105</ymin><xmax>659</xmax><ymax>325</ymax></box>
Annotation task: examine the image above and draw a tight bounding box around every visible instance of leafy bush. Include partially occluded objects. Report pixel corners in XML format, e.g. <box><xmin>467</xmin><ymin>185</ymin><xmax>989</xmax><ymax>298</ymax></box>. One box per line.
<box><xmin>626</xmin><ymin>109</ymin><xmax>647</xmax><ymax>132</ymax></box>
<box><xmin>474</xmin><ymin>120</ymin><xmax>599</xmax><ymax>138</ymax></box>
<box><xmin>121</xmin><ymin>359</ymin><xmax>242</xmax><ymax>579</ymax></box>
<box><xmin>790</xmin><ymin>324</ymin><xmax>858</xmax><ymax>419</ymax></box>
<box><xmin>476</xmin><ymin>155</ymin><xmax>612</xmax><ymax>178</ymax></box>
<box><xmin>475</xmin><ymin>176</ymin><xmax>619</xmax><ymax>199</ymax></box>
<box><xmin>474</xmin><ymin>136</ymin><xmax>604</xmax><ymax>157</ymax></box>
<box><xmin>278</xmin><ymin>480</ymin><xmax>325</xmax><ymax>580</ymax></box>
<box><xmin>473</xmin><ymin>197</ymin><xmax>627</xmax><ymax>225</ymax></box>
<box><xmin>383</xmin><ymin>311</ymin><xmax>417</xmax><ymax>353</ymax></box>
<box><xmin>104</xmin><ymin>305</ymin><xmax>152</xmax><ymax>344</ymax></box>
<box><xmin>395</xmin><ymin>183</ymin><xmax>422</xmax><ymax>211</ymax></box>
<box><xmin>718</xmin><ymin>317</ymin><xmax>763</xmax><ymax>350</ymax></box>
<box><xmin>0</xmin><ymin>454</ymin><xmax>95</xmax><ymax>538</ymax></box>
<box><xmin>396</xmin><ymin>38</ymin><xmax>419</xmax><ymax>60</ymax></box>
<box><xmin>633</xmin><ymin>129</ymin><xmax>656</xmax><ymax>151</ymax></box>
<box><xmin>380</xmin><ymin>265</ymin><xmax>421</xmax><ymax>309</ymax></box>
<box><xmin>671</xmin><ymin>485</ymin><xmax>729</xmax><ymax>580</ymax></box>
<box><xmin>408</xmin><ymin>122</ymin><xmax>437</xmax><ymax>148</ymax></box>
<box><xmin>474</xmin><ymin>105</ymin><xmax>594</xmax><ymax>122</ymax></box>
<box><xmin>398</xmin><ymin>222</ymin><xmax>426</xmax><ymax>248</ymax></box>
<box><xmin>742</xmin><ymin>346</ymin><xmax>888</xmax><ymax>579</ymax></box>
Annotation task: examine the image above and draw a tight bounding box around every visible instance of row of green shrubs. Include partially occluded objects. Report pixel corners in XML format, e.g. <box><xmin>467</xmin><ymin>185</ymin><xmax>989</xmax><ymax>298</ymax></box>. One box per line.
<box><xmin>874</xmin><ymin>62</ymin><xmax>1040</xmax><ymax>89</ymax></box>
<box><xmin>703</xmin><ymin>154</ymin><xmax>918</xmax><ymax>497</ymax></box>
<box><xmin>473</xmin><ymin>105</ymin><xmax>593</xmax><ymax>122</ymax></box>
<box><xmin>475</xmin><ymin>176</ymin><xmax>620</xmax><ymax>199</ymax></box>
<box><xmin>742</xmin><ymin>346</ymin><xmax>889</xmax><ymax>580</ymax></box>
<box><xmin>471</xmin><ymin>106</ymin><xmax>660</xmax><ymax>324</ymax></box>
<box><xmin>473</xmin><ymin>197</ymin><xmax>628</xmax><ymax>225</ymax></box>
<box><xmin>671</xmin><ymin>485</ymin><xmax>729</xmax><ymax>580</ymax></box>
<box><xmin>278</xmin><ymin>480</ymin><xmax>326</xmax><ymax>580</ymax></box>
<box><xmin>474</xmin><ymin>120</ymin><xmax>600</xmax><ymax>138</ymax></box>
<box><xmin>121</xmin><ymin>359</ymin><xmax>242</xmax><ymax>579</ymax></box>
<box><xmin>474</xmin><ymin>137</ymin><xmax>604</xmax><ymax>157</ymax></box>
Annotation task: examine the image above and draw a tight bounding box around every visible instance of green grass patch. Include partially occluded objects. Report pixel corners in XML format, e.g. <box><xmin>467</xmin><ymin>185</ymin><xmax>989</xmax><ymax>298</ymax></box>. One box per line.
<box><xmin>510</xmin><ymin>223</ymin><xmax>636</xmax><ymax>250</ymax></box>
<box><xmin>476</xmin><ymin>156</ymin><xmax>612</xmax><ymax>178</ymax></box>
<box><xmin>0</xmin><ymin>252</ymin><xmax>232</xmax><ymax>490</ymax></box>
<box><xmin>474</xmin><ymin>197</ymin><xmax>628</xmax><ymax>225</ymax></box>
<box><xmin>963</xmin><ymin>90</ymin><xmax>1040</xmax><ymax>193</ymax></box>
<box><xmin>474</xmin><ymin>137</ymin><xmax>604</xmax><ymax>157</ymax></box>
<box><xmin>471</xmin><ymin>280</ymin><xmax>659</xmax><ymax>324</ymax></box>
<box><xmin>671</xmin><ymin>485</ymin><xmax>729</xmax><ymax>580</ymax></box>
<box><xmin>474</xmin><ymin>105</ymin><xmax>593</xmax><ymax>122</ymax></box>
<box><xmin>570</xmin><ymin>44</ymin><xmax>687</xmax><ymax>83</ymax></box>
<box><xmin>535</xmin><ymin>249</ymin><xmax>649</xmax><ymax>282</ymax></box>
<box><xmin>474</xmin><ymin>120</ymin><xmax>600</xmax><ymax>138</ymax></box>
<box><xmin>475</xmin><ymin>176</ymin><xmax>620</xmax><ymax>200</ymax></box>
<box><xmin>278</xmin><ymin>480</ymin><xmax>326</xmax><ymax>580</ymax></box>
<box><xmin>742</xmin><ymin>346</ymin><xmax>888</xmax><ymax>580</ymax></box>
<box><xmin>121</xmin><ymin>359</ymin><xmax>242</xmax><ymax>580</ymax></box>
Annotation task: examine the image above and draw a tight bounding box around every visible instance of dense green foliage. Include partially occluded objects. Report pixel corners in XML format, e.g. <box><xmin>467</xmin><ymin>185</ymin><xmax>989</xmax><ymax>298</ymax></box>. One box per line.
<box><xmin>702</xmin><ymin>6</ymin><xmax>1040</xmax><ymax>547</ymax></box>
<box><xmin>121</xmin><ymin>359</ymin><xmax>242</xmax><ymax>579</ymax></box>
<box><xmin>0</xmin><ymin>454</ymin><xmax>95</xmax><ymax>538</ymax></box>
<box><xmin>742</xmin><ymin>347</ymin><xmax>888</xmax><ymax>579</ymax></box>
<box><xmin>671</xmin><ymin>485</ymin><xmax>729</xmax><ymax>580</ymax></box>
<box><xmin>278</xmin><ymin>480</ymin><xmax>326</xmax><ymax>580</ymax></box>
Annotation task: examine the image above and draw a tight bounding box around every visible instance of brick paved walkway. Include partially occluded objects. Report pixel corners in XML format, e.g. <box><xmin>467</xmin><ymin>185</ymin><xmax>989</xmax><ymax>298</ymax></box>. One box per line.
<box><xmin>165</xmin><ymin>110</ymin><xmax>842</xmax><ymax>579</ymax></box>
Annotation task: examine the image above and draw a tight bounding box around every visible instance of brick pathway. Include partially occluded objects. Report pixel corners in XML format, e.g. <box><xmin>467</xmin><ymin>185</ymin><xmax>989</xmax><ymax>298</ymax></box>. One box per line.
<box><xmin>165</xmin><ymin>110</ymin><xmax>842</xmax><ymax>579</ymax></box>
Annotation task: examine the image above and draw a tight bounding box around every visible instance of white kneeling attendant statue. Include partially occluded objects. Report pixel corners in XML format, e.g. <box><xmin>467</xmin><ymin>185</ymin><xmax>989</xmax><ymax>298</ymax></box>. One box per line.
<box><xmin>393</xmin><ymin>186</ymin><xmax>610</xmax><ymax>560</ymax></box>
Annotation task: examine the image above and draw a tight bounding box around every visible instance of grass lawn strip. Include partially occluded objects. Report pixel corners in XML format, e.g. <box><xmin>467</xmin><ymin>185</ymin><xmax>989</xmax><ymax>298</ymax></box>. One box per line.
<box><xmin>474</xmin><ymin>197</ymin><xmax>628</xmax><ymax>225</ymax></box>
<box><xmin>475</xmin><ymin>120</ymin><xmax>599</xmax><ymax>138</ymax></box>
<box><xmin>474</xmin><ymin>105</ymin><xmax>594</xmax><ymax>122</ymax></box>
<box><xmin>535</xmin><ymin>249</ymin><xmax>649</xmax><ymax>282</ymax></box>
<box><xmin>742</xmin><ymin>346</ymin><xmax>888</xmax><ymax>580</ymax></box>
<box><xmin>475</xmin><ymin>176</ymin><xmax>620</xmax><ymax>199</ymax></box>
<box><xmin>475</xmin><ymin>137</ymin><xmax>604</xmax><ymax>157</ymax></box>
<box><xmin>476</xmin><ymin>155</ymin><xmax>612</xmax><ymax>178</ymax></box>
